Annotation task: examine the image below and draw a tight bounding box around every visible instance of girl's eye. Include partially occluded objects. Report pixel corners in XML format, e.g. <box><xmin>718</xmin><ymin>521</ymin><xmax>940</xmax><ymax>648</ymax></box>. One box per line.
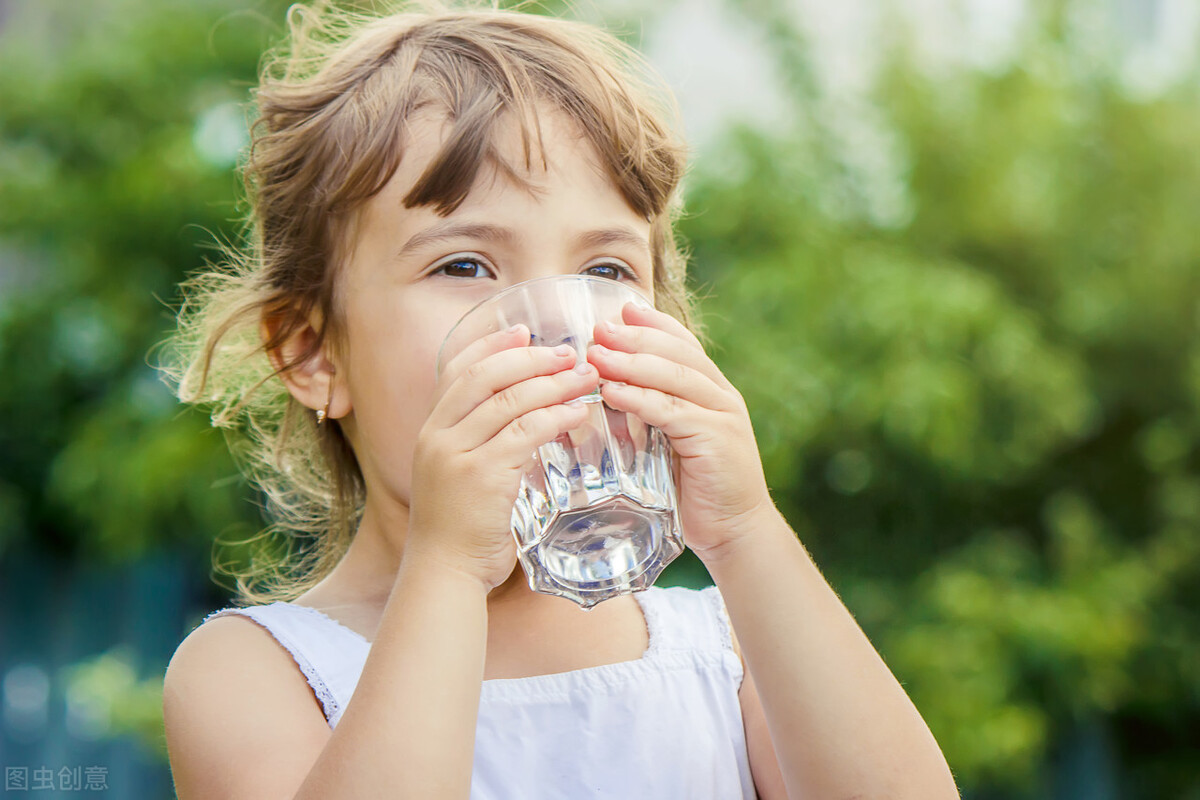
<box><xmin>432</xmin><ymin>256</ymin><xmax>494</xmax><ymax>279</ymax></box>
<box><xmin>583</xmin><ymin>261</ymin><xmax>637</xmax><ymax>282</ymax></box>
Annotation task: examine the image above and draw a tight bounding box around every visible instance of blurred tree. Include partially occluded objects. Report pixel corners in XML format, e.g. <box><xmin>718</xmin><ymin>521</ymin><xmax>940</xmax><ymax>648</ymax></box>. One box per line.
<box><xmin>0</xmin><ymin>0</ymin><xmax>285</xmax><ymax>565</ymax></box>
<box><xmin>692</xmin><ymin>0</ymin><xmax>1200</xmax><ymax>795</ymax></box>
<box><xmin>0</xmin><ymin>0</ymin><xmax>287</xmax><ymax>784</ymax></box>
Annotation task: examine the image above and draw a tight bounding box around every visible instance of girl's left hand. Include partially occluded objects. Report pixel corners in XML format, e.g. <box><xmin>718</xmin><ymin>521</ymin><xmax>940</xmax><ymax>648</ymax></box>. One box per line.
<box><xmin>588</xmin><ymin>303</ymin><xmax>776</xmax><ymax>561</ymax></box>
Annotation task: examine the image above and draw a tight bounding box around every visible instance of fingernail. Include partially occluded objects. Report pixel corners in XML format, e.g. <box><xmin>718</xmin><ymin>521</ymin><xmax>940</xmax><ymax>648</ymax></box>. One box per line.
<box><xmin>602</xmin><ymin>320</ymin><xmax>618</xmax><ymax>334</ymax></box>
<box><xmin>574</xmin><ymin>361</ymin><xmax>593</xmax><ymax>375</ymax></box>
<box><xmin>565</xmin><ymin>398</ymin><xmax>585</xmax><ymax>408</ymax></box>
<box><xmin>553</xmin><ymin>344</ymin><xmax>574</xmax><ymax>357</ymax></box>
<box><xmin>507</xmin><ymin>323</ymin><xmax>524</xmax><ymax>334</ymax></box>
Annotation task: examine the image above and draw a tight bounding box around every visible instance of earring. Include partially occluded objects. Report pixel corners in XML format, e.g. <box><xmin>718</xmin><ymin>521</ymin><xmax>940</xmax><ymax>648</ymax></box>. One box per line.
<box><xmin>316</xmin><ymin>384</ymin><xmax>333</xmax><ymax>426</ymax></box>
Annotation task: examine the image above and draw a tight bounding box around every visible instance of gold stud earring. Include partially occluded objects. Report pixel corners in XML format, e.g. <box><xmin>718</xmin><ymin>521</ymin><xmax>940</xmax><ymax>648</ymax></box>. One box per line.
<box><xmin>316</xmin><ymin>384</ymin><xmax>333</xmax><ymax>426</ymax></box>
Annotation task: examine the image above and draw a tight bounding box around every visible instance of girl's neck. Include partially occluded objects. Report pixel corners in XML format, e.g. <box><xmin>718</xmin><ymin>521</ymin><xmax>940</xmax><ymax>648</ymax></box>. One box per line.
<box><xmin>297</xmin><ymin>501</ymin><xmax>535</xmax><ymax>619</ymax></box>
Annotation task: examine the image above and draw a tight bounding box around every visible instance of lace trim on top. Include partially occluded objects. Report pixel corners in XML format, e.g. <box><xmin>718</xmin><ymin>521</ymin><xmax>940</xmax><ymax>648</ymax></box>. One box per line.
<box><xmin>200</xmin><ymin>585</ymin><xmax>735</xmax><ymax>723</ymax></box>
<box><xmin>632</xmin><ymin>587</ymin><xmax>663</xmax><ymax>655</ymax></box>
<box><xmin>704</xmin><ymin>585</ymin><xmax>737</xmax><ymax>653</ymax></box>
<box><xmin>202</xmin><ymin>607</ymin><xmax>342</xmax><ymax>724</ymax></box>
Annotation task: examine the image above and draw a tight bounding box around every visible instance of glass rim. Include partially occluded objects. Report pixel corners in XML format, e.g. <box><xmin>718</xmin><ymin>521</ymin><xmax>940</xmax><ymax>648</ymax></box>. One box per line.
<box><xmin>436</xmin><ymin>274</ymin><xmax>652</xmax><ymax>373</ymax></box>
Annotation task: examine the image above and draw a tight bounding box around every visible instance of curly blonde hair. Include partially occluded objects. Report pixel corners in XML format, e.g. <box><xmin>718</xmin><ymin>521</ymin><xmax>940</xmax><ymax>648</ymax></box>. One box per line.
<box><xmin>160</xmin><ymin>0</ymin><xmax>695</xmax><ymax>605</ymax></box>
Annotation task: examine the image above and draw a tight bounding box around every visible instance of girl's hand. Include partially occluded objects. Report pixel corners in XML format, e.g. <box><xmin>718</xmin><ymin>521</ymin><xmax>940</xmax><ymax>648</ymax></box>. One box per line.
<box><xmin>406</xmin><ymin>325</ymin><xmax>599</xmax><ymax>590</ymax></box>
<box><xmin>588</xmin><ymin>304</ymin><xmax>776</xmax><ymax>562</ymax></box>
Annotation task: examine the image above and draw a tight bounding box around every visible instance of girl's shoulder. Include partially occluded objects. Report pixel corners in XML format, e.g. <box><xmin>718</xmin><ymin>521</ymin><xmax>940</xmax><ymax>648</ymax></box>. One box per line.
<box><xmin>167</xmin><ymin>607</ymin><xmax>324</xmax><ymax>712</ymax></box>
<box><xmin>162</xmin><ymin>611</ymin><xmax>332</xmax><ymax>798</ymax></box>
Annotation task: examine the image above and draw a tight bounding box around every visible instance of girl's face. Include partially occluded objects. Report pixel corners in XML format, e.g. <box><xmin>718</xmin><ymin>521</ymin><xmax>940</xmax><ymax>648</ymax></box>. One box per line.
<box><xmin>333</xmin><ymin>110</ymin><xmax>655</xmax><ymax>513</ymax></box>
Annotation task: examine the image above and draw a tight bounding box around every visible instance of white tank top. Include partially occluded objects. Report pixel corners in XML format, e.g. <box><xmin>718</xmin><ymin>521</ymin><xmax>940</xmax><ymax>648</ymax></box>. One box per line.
<box><xmin>204</xmin><ymin>585</ymin><xmax>756</xmax><ymax>799</ymax></box>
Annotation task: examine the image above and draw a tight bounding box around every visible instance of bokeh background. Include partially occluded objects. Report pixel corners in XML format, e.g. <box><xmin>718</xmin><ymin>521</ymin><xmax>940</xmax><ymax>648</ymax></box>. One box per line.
<box><xmin>1</xmin><ymin>0</ymin><xmax>1198</xmax><ymax>797</ymax></box>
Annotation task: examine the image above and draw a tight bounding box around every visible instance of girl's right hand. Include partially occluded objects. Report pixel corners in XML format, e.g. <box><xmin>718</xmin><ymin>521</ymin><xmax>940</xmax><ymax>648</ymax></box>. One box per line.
<box><xmin>405</xmin><ymin>324</ymin><xmax>598</xmax><ymax>591</ymax></box>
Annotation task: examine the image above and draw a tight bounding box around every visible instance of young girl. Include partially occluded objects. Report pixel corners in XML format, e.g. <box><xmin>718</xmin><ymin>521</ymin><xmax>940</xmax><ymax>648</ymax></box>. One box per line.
<box><xmin>161</xmin><ymin>3</ymin><xmax>958</xmax><ymax>798</ymax></box>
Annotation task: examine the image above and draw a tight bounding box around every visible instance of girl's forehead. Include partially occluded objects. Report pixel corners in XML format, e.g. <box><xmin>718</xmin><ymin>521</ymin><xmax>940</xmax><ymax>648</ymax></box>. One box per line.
<box><xmin>346</xmin><ymin>107</ymin><xmax>646</xmax><ymax>267</ymax></box>
<box><xmin>376</xmin><ymin>106</ymin><xmax>614</xmax><ymax>216</ymax></box>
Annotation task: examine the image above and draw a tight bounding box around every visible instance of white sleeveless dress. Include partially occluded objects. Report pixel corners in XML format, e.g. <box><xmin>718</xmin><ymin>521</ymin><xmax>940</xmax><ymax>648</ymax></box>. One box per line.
<box><xmin>203</xmin><ymin>585</ymin><xmax>757</xmax><ymax>799</ymax></box>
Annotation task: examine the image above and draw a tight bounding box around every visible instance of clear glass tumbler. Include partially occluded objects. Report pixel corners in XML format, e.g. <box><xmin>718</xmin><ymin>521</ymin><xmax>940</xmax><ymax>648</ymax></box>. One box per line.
<box><xmin>438</xmin><ymin>275</ymin><xmax>684</xmax><ymax>608</ymax></box>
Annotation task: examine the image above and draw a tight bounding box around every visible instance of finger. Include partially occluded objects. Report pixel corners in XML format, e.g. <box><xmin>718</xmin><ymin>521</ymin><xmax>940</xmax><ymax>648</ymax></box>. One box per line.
<box><xmin>483</xmin><ymin>398</ymin><xmax>594</xmax><ymax>469</ymax></box>
<box><xmin>431</xmin><ymin>342</ymin><xmax>579</xmax><ymax>429</ymax></box>
<box><xmin>438</xmin><ymin>323</ymin><xmax>531</xmax><ymax>387</ymax></box>
<box><xmin>593</xmin><ymin>307</ymin><xmax>733</xmax><ymax>391</ymax></box>
<box><xmin>598</xmin><ymin>380</ymin><xmax>713</xmax><ymax>452</ymax></box>
<box><xmin>621</xmin><ymin>302</ymin><xmax>705</xmax><ymax>350</ymax></box>
<box><xmin>624</xmin><ymin>303</ymin><xmax>705</xmax><ymax>352</ymax></box>
<box><xmin>586</xmin><ymin>343</ymin><xmax>733</xmax><ymax>414</ymax></box>
<box><xmin>456</xmin><ymin>360</ymin><xmax>600</xmax><ymax>448</ymax></box>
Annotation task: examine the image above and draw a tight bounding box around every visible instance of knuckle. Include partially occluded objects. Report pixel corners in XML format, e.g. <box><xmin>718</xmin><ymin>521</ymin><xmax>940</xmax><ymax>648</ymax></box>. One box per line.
<box><xmin>672</xmin><ymin>362</ymin><xmax>689</xmax><ymax>386</ymax></box>
<box><xmin>414</xmin><ymin>428</ymin><xmax>448</xmax><ymax>461</ymax></box>
<box><xmin>463</xmin><ymin>360</ymin><xmax>488</xmax><ymax>383</ymax></box>
<box><xmin>507</xmin><ymin>413</ymin><xmax>536</xmax><ymax>442</ymax></box>
<box><xmin>493</xmin><ymin>384</ymin><xmax>523</xmax><ymax>414</ymax></box>
<box><xmin>419</xmin><ymin>420</ymin><xmax>439</xmax><ymax>443</ymax></box>
<box><xmin>457</xmin><ymin>455</ymin><xmax>487</xmax><ymax>483</ymax></box>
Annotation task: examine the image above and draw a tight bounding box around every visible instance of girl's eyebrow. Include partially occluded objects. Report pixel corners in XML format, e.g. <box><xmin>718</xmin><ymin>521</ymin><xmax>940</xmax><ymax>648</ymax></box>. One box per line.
<box><xmin>395</xmin><ymin>221</ymin><xmax>516</xmax><ymax>260</ymax></box>
<box><xmin>394</xmin><ymin>221</ymin><xmax>650</xmax><ymax>261</ymax></box>
<box><xmin>574</xmin><ymin>226</ymin><xmax>651</xmax><ymax>254</ymax></box>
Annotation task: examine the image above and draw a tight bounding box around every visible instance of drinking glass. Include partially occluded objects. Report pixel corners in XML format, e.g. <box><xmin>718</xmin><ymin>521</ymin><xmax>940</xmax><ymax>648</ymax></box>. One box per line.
<box><xmin>438</xmin><ymin>275</ymin><xmax>684</xmax><ymax>608</ymax></box>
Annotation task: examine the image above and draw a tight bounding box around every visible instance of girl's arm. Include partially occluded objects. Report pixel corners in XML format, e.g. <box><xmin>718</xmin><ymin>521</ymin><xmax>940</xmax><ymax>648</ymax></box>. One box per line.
<box><xmin>290</xmin><ymin>559</ymin><xmax>491</xmax><ymax>799</ymax></box>
<box><xmin>292</xmin><ymin>329</ymin><xmax>597</xmax><ymax>798</ymax></box>
<box><xmin>165</xmin><ymin>330</ymin><xmax>596</xmax><ymax>800</ymax></box>
<box><xmin>163</xmin><ymin>562</ymin><xmax>491</xmax><ymax>800</ymax></box>
<box><xmin>704</xmin><ymin>508</ymin><xmax>960</xmax><ymax>799</ymax></box>
<box><xmin>590</xmin><ymin>305</ymin><xmax>958</xmax><ymax>799</ymax></box>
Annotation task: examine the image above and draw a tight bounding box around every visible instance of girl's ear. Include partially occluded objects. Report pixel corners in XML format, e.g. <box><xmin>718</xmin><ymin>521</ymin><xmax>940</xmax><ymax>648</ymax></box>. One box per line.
<box><xmin>262</xmin><ymin>312</ymin><xmax>351</xmax><ymax>423</ymax></box>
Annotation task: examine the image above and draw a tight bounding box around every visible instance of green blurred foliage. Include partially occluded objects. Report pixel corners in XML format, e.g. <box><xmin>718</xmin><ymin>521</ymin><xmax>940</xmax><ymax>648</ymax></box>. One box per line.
<box><xmin>0</xmin><ymin>0</ymin><xmax>280</xmax><ymax>564</ymax></box>
<box><xmin>691</xmin><ymin>0</ymin><xmax>1200</xmax><ymax>794</ymax></box>
<box><xmin>64</xmin><ymin>648</ymin><xmax>166</xmax><ymax>760</ymax></box>
<box><xmin>2</xmin><ymin>0</ymin><xmax>1198</xmax><ymax>797</ymax></box>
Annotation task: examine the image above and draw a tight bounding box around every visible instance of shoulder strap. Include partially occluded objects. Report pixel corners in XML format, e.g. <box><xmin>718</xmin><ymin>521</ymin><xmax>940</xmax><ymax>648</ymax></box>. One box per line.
<box><xmin>638</xmin><ymin>585</ymin><xmax>736</xmax><ymax>655</ymax></box>
<box><xmin>202</xmin><ymin>603</ymin><xmax>370</xmax><ymax>727</ymax></box>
